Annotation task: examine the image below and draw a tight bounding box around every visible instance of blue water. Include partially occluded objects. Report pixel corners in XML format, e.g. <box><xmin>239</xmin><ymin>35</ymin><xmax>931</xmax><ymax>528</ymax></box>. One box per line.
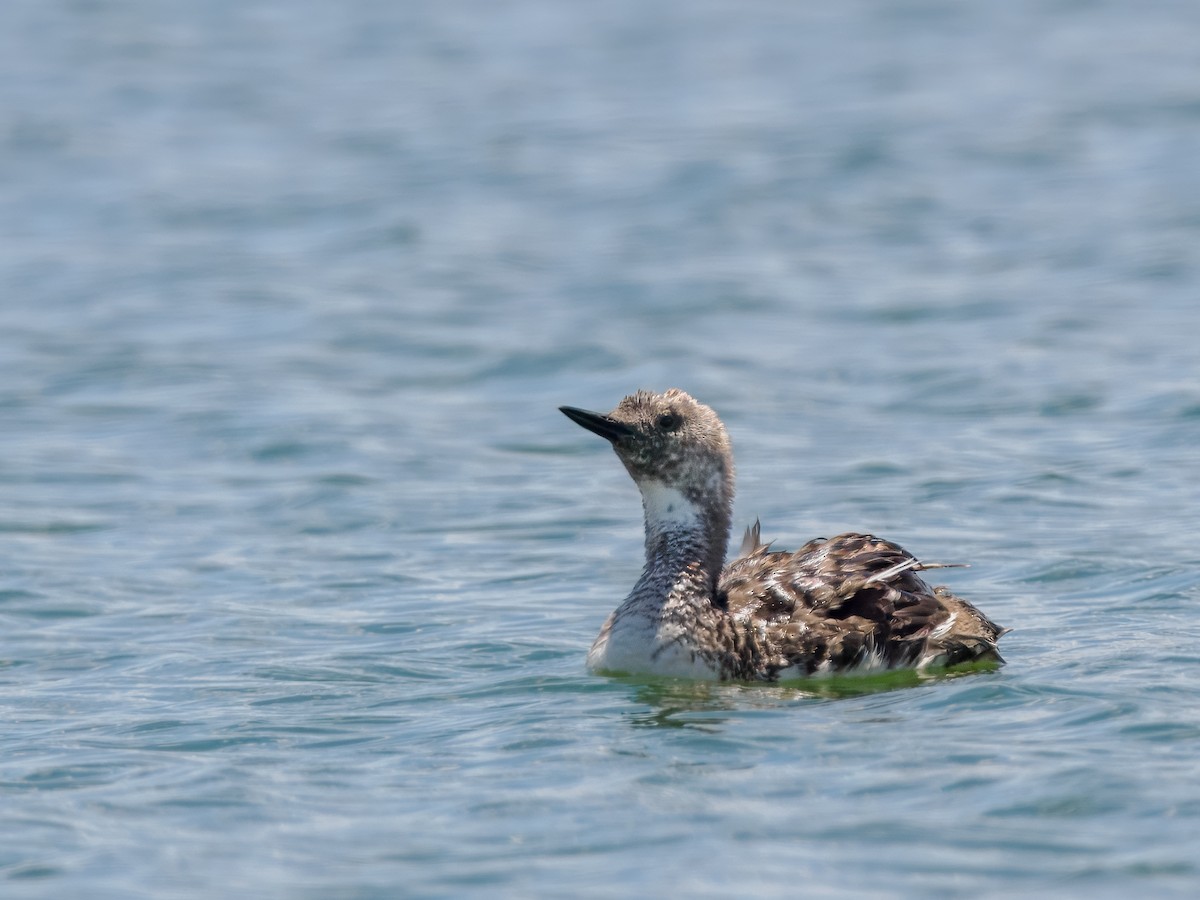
<box><xmin>3</xmin><ymin>0</ymin><xmax>1199</xmax><ymax>896</ymax></box>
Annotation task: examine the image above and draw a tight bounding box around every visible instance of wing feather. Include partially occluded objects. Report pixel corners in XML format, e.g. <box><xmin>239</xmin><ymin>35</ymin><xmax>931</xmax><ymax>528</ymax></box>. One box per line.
<box><xmin>718</xmin><ymin>531</ymin><xmax>1004</xmax><ymax>677</ymax></box>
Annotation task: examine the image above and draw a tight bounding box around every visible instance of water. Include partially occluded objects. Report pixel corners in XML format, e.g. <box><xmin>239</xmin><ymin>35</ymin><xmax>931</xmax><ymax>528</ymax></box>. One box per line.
<box><xmin>2</xmin><ymin>0</ymin><xmax>1199</xmax><ymax>896</ymax></box>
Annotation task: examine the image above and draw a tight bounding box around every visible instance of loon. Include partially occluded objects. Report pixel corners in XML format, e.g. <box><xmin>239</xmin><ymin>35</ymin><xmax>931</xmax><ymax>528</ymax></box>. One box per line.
<box><xmin>560</xmin><ymin>389</ymin><xmax>1007</xmax><ymax>681</ymax></box>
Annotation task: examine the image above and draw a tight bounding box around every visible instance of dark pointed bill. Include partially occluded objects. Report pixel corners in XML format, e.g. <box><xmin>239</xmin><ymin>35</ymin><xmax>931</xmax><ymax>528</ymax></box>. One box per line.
<box><xmin>559</xmin><ymin>406</ymin><xmax>634</xmax><ymax>443</ymax></box>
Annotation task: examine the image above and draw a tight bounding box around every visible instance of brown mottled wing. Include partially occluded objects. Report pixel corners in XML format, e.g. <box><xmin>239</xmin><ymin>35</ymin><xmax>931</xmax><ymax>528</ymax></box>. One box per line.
<box><xmin>718</xmin><ymin>531</ymin><xmax>1005</xmax><ymax>677</ymax></box>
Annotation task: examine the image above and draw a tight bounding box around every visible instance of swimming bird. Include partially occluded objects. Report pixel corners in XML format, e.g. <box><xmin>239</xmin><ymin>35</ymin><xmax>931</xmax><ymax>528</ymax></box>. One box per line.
<box><xmin>560</xmin><ymin>389</ymin><xmax>1006</xmax><ymax>681</ymax></box>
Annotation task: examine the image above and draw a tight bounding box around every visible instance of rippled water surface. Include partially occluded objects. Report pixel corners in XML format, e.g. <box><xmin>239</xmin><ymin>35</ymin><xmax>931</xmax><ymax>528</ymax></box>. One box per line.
<box><xmin>3</xmin><ymin>1</ymin><xmax>1199</xmax><ymax>896</ymax></box>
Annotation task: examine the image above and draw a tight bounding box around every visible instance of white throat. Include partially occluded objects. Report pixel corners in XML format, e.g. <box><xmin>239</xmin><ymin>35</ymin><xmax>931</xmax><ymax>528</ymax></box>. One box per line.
<box><xmin>638</xmin><ymin>480</ymin><xmax>703</xmax><ymax>535</ymax></box>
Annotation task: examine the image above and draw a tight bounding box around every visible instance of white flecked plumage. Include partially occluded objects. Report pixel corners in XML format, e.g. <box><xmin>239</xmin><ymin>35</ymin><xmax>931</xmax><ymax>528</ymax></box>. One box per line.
<box><xmin>561</xmin><ymin>389</ymin><xmax>1007</xmax><ymax>681</ymax></box>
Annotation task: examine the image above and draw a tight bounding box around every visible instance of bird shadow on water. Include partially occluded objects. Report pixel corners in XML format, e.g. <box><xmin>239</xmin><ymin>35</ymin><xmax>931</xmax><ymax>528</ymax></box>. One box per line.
<box><xmin>616</xmin><ymin>662</ymin><xmax>1002</xmax><ymax>731</ymax></box>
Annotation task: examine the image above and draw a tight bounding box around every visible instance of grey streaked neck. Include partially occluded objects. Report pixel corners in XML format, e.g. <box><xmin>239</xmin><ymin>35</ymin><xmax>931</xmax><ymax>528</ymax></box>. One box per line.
<box><xmin>635</xmin><ymin>478</ymin><xmax>730</xmax><ymax>600</ymax></box>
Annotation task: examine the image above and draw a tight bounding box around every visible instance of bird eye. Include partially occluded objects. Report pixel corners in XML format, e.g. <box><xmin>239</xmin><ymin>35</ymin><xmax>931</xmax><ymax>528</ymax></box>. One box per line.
<box><xmin>656</xmin><ymin>412</ymin><xmax>681</xmax><ymax>431</ymax></box>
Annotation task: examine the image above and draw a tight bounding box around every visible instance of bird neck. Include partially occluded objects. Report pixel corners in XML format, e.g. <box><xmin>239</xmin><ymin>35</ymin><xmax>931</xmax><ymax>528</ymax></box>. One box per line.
<box><xmin>636</xmin><ymin>479</ymin><xmax>730</xmax><ymax>601</ymax></box>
